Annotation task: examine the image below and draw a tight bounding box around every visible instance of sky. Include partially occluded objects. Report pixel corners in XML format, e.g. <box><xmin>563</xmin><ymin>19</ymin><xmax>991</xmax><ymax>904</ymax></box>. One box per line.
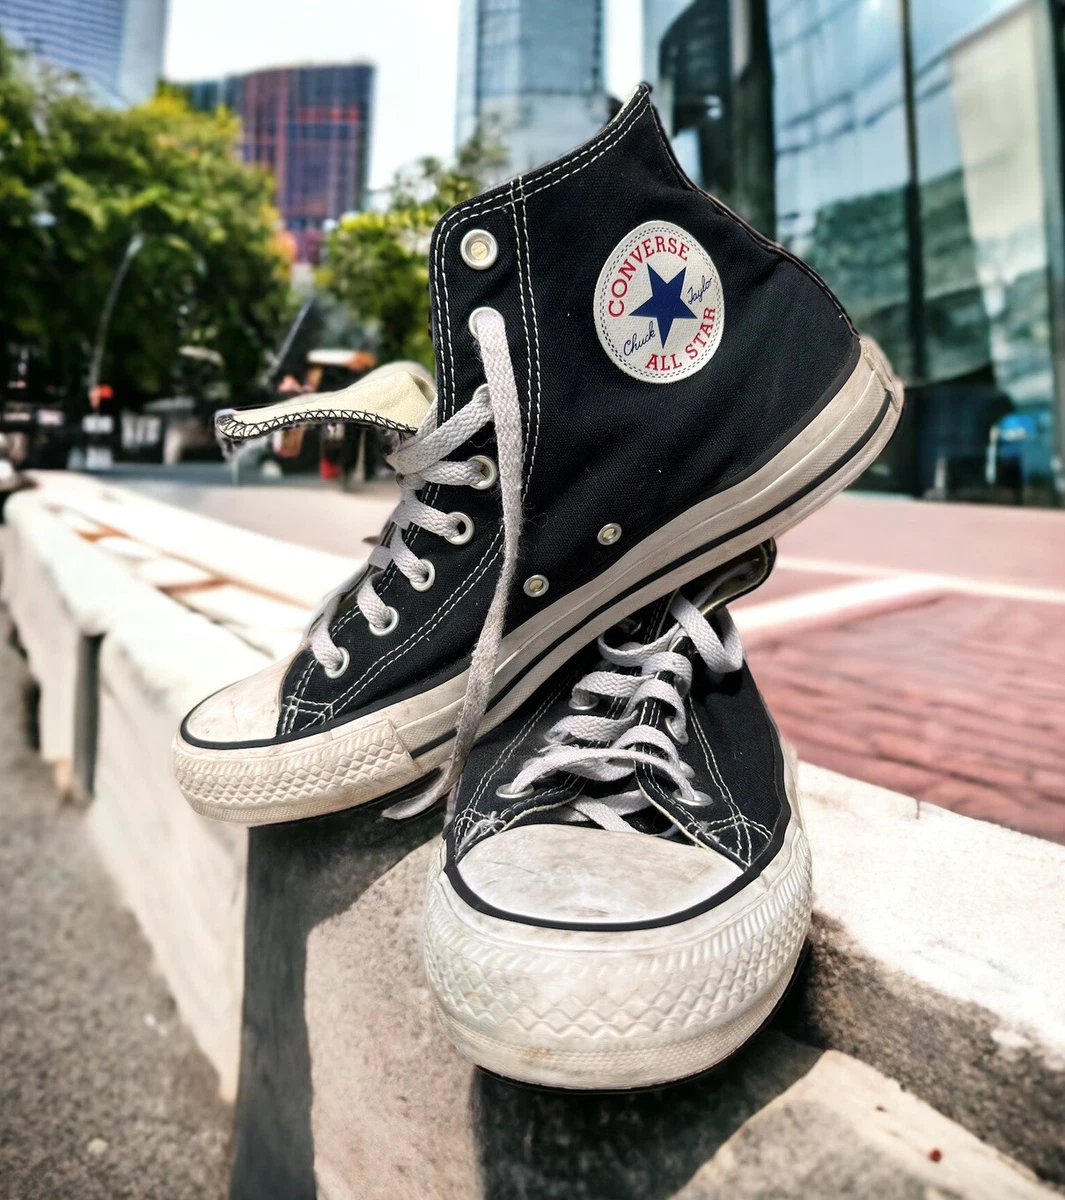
<box><xmin>164</xmin><ymin>0</ymin><xmax>645</xmax><ymax>194</ymax></box>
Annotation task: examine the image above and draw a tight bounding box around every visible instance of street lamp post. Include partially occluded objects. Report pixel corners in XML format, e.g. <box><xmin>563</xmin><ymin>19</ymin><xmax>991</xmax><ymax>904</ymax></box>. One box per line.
<box><xmin>87</xmin><ymin>232</ymin><xmax>146</xmax><ymax>399</ymax></box>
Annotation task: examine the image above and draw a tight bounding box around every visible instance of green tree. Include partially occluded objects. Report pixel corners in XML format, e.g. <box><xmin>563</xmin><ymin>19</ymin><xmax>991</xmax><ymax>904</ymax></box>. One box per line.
<box><xmin>319</xmin><ymin>127</ymin><xmax>506</xmax><ymax>369</ymax></box>
<box><xmin>0</xmin><ymin>41</ymin><xmax>293</xmax><ymax>406</ymax></box>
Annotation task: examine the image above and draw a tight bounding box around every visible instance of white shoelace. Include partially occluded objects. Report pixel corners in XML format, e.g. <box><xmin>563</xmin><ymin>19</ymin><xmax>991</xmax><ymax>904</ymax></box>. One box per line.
<box><xmin>494</xmin><ymin>595</ymin><xmax>744</xmax><ymax>834</ymax></box>
<box><xmin>301</xmin><ymin>309</ymin><xmax>524</xmax><ymax>817</ymax></box>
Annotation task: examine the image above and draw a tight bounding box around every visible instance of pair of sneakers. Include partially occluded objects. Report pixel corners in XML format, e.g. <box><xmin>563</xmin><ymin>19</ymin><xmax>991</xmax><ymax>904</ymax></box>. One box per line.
<box><xmin>171</xmin><ymin>86</ymin><xmax>901</xmax><ymax>1090</ymax></box>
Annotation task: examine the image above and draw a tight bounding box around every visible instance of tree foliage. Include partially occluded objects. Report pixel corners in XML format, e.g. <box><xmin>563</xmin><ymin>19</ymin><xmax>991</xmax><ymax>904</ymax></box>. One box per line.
<box><xmin>0</xmin><ymin>40</ymin><xmax>293</xmax><ymax>406</ymax></box>
<box><xmin>319</xmin><ymin>127</ymin><xmax>506</xmax><ymax>369</ymax></box>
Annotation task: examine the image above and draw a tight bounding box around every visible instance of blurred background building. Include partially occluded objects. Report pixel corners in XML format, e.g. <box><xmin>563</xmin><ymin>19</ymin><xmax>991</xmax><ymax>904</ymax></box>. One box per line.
<box><xmin>456</xmin><ymin>0</ymin><xmax>609</xmax><ymax>183</ymax></box>
<box><xmin>644</xmin><ymin>0</ymin><xmax>1065</xmax><ymax>503</ymax></box>
<box><xmin>188</xmin><ymin>63</ymin><xmax>374</xmax><ymax>262</ymax></box>
<box><xmin>0</xmin><ymin>0</ymin><xmax>168</xmax><ymax>105</ymax></box>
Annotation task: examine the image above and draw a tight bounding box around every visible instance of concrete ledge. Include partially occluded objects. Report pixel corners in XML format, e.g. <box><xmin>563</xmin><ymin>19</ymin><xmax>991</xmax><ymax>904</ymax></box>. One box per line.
<box><xmin>27</xmin><ymin>470</ymin><xmax>357</xmax><ymax>609</ymax></box>
<box><xmin>235</xmin><ymin>779</ymin><xmax>1065</xmax><ymax>1198</ymax></box>
<box><xmin>1</xmin><ymin>491</ymin><xmax>185</xmax><ymax>766</ymax></box>
<box><xmin>89</xmin><ymin>610</ymin><xmax>267</xmax><ymax>1100</ymax></box>
<box><xmin>796</xmin><ymin>763</ymin><xmax>1065</xmax><ymax>1184</ymax></box>
<box><xmin>1</xmin><ymin>487</ymin><xmax>269</xmax><ymax>1097</ymax></box>
<box><xmin>675</xmin><ymin>1050</ymin><xmax>1056</xmax><ymax>1198</ymax></box>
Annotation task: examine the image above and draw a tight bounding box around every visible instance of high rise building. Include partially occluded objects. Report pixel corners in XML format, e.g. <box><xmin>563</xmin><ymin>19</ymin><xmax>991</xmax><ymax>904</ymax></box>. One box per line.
<box><xmin>0</xmin><ymin>0</ymin><xmax>168</xmax><ymax>106</ymax></box>
<box><xmin>644</xmin><ymin>0</ymin><xmax>1065</xmax><ymax>507</ymax></box>
<box><xmin>456</xmin><ymin>0</ymin><xmax>608</xmax><ymax>181</ymax></box>
<box><xmin>188</xmin><ymin>63</ymin><xmax>374</xmax><ymax>262</ymax></box>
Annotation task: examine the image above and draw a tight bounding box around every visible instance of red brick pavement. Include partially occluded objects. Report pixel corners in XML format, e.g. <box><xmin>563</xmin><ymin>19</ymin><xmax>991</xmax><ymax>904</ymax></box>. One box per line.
<box><xmin>747</xmin><ymin>593</ymin><xmax>1065</xmax><ymax>845</ymax></box>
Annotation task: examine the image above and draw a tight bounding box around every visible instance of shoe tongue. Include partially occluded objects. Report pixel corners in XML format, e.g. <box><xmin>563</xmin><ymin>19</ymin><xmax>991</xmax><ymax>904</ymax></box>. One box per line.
<box><xmin>690</xmin><ymin>541</ymin><xmax>776</xmax><ymax>617</ymax></box>
<box><xmin>216</xmin><ymin>362</ymin><xmax>435</xmax><ymax>442</ymax></box>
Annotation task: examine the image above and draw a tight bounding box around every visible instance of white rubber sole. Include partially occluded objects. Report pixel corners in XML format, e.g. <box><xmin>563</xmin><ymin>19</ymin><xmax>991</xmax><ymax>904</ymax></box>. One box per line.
<box><xmin>422</xmin><ymin>752</ymin><xmax>812</xmax><ymax>1090</ymax></box>
<box><xmin>173</xmin><ymin>337</ymin><xmax>902</xmax><ymax>824</ymax></box>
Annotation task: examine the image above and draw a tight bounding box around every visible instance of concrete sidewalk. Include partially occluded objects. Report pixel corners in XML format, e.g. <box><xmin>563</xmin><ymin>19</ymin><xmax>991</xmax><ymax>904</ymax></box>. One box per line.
<box><xmin>0</xmin><ymin>591</ymin><xmax>231</xmax><ymax>1198</ymax></box>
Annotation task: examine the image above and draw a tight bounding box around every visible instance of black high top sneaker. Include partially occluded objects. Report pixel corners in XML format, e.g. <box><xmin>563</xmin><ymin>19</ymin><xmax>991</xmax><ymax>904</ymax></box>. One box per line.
<box><xmin>172</xmin><ymin>83</ymin><xmax>900</xmax><ymax>826</ymax></box>
<box><xmin>423</xmin><ymin>541</ymin><xmax>811</xmax><ymax>1090</ymax></box>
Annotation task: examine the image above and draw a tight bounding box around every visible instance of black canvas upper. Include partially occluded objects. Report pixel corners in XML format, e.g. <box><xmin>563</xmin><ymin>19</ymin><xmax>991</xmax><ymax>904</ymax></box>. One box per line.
<box><xmin>264</xmin><ymin>85</ymin><xmax>858</xmax><ymax>741</ymax></box>
<box><xmin>442</xmin><ymin>541</ymin><xmax>791</xmax><ymax>932</ymax></box>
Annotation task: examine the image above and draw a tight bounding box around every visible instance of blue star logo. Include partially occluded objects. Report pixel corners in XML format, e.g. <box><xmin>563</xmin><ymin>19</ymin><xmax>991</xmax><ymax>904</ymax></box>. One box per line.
<box><xmin>631</xmin><ymin>264</ymin><xmax>698</xmax><ymax>346</ymax></box>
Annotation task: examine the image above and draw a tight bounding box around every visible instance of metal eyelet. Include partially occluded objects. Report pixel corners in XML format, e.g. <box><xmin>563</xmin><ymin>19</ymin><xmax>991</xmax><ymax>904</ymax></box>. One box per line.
<box><xmin>468</xmin><ymin>306</ymin><xmax>498</xmax><ymax>339</ymax></box>
<box><xmin>673</xmin><ymin>788</ymin><xmax>711</xmax><ymax>806</ymax></box>
<box><xmin>445</xmin><ymin>512</ymin><xmax>474</xmax><ymax>545</ymax></box>
<box><xmin>368</xmin><ymin>606</ymin><xmax>399</xmax><ymax>636</ymax></box>
<box><xmin>597</xmin><ymin>523</ymin><xmax>622</xmax><ymax>546</ymax></box>
<box><xmin>469</xmin><ymin>455</ymin><xmax>497</xmax><ymax>489</ymax></box>
<box><xmin>496</xmin><ymin>780</ymin><xmax>534</xmax><ymax>800</ymax></box>
<box><xmin>568</xmin><ymin>691</ymin><xmax>598</xmax><ymax>712</ymax></box>
<box><xmin>323</xmin><ymin>646</ymin><xmax>350</xmax><ymax>679</ymax></box>
<box><xmin>409</xmin><ymin>559</ymin><xmax>435</xmax><ymax>592</ymax></box>
<box><xmin>666</xmin><ymin>714</ymin><xmax>689</xmax><ymax>744</ymax></box>
<box><xmin>680</xmin><ymin>761</ymin><xmax>695</xmax><ymax>779</ymax></box>
<box><xmin>523</xmin><ymin>574</ymin><xmax>549</xmax><ymax>598</ymax></box>
<box><xmin>460</xmin><ymin>229</ymin><xmax>498</xmax><ymax>270</ymax></box>
<box><xmin>537</xmin><ymin>728</ymin><xmax>571</xmax><ymax>752</ymax></box>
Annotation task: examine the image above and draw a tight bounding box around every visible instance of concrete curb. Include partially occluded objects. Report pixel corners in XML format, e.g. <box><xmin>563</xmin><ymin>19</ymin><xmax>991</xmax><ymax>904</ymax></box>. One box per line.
<box><xmin>796</xmin><ymin>763</ymin><xmax>1065</xmax><ymax>1184</ymax></box>
<box><xmin>675</xmin><ymin>1049</ymin><xmax>1057</xmax><ymax>1198</ymax></box>
<box><xmin>26</xmin><ymin>470</ymin><xmax>357</xmax><ymax>610</ymax></box>
<box><xmin>2</xmin><ymin>491</ymin><xmax>186</xmax><ymax>768</ymax></box>
<box><xmin>1</xmin><ymin>487</ymin><xmax>269</xmax><ymax>1097</ymax></box>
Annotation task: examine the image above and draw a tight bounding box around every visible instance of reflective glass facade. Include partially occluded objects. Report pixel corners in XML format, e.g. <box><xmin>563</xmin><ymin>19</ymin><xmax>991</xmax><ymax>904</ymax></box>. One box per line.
<box><xmin>456</xmin><ymin>0</ymin><xmax>608</xmax><ymax>181</ymax></box>
<box><xmin>646</xmin><ymin>0</ymin><xmax>1065</xmax><ymax>504</ymax></box>
<box><xmin>189</xmin><ymin>65</ymin><xmax>374</xmax><ymax>262</ymax></box>
<box><xmin>0</xmin><ymin>0</ymin><xmax>167</xmax><ymax>106</ymax></box>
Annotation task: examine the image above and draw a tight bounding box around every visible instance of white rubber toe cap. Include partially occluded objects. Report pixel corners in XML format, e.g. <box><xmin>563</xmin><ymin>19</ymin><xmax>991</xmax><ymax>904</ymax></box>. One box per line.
<box><xmin>181</xmin><ymin>654</ymin><xmax>294</xmax><ymax>745</ymax></box>
<box><xmin>455</xmin><ymin>823</ymin><xmax>743</xmax><ymax>925</ymax></box>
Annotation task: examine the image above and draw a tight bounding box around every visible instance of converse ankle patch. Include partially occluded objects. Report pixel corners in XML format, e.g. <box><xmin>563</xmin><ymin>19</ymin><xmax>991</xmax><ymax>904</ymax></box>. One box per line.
<box><xmin>594</xmin><ymin>220</ymin><xmax>724</xmax><ymax>383</ymax></box>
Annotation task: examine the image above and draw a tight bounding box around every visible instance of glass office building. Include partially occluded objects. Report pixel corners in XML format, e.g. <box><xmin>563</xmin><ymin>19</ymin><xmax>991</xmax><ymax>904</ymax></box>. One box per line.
<box><xmin>189</xmin><ymin>64</ymin><xmax>374</xmax><ymax>263</ymax></box>
<box><xmin>0</xmin><ymin>0</ymin><xmax>168</xmax><ymax>106</ymax></box>
<box><xmin>456</xmin><ymin>0</ymin><xmax>609</xmax><ymax>182</ymax></box>
<box><xmin>645</xmin><ymin>0</ymin><xmax>1065</xmax><ymax>504</ymax></box>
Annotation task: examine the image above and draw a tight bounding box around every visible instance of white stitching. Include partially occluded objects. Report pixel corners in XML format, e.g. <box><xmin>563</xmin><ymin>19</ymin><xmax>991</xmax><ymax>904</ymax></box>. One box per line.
<box><xmin>517</xmin><ymin>174</ymin><xmax>543</xmax><ymax>483</ymax></box>
<box><xmin>689</xmin><ymin>701</ymin><xmax>771</xmax><ymax>861</ymax></box>
<box><xmin>509</xmin><ymin>178</ymin><xmax>535</xmax><ymax>490</ymax></box>
<box><xmin>288</xmin><ymin>532</ymin><xmax>503</xmax><ymax>728</ymax></box>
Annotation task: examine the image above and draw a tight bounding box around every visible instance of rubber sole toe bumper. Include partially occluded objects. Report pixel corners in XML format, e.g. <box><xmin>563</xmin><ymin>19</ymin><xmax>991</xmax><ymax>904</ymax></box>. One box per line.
<box><xmin>422</xmin><ymin>827</ymin><xmax>813</xmax><ymax>1090</ymax></box>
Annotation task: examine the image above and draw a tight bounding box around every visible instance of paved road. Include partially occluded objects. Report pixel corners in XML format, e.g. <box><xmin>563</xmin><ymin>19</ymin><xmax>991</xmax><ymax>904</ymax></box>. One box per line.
<box><xmin>0</xmin><ymin>585</ymin><xmax>231</xmax><ymax>1199</ymax></box>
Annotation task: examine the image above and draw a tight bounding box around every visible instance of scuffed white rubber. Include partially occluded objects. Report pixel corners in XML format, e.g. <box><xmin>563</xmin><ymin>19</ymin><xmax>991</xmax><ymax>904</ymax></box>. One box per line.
<box><xmin>422</xmin><ymin>753</ymin><xmax>812</xmax><ymax>1090</ymax></box>
<box><xmin>173</xmin><ymin>338</ymin><xmax>901</xmax><ymax>825</ymax></box>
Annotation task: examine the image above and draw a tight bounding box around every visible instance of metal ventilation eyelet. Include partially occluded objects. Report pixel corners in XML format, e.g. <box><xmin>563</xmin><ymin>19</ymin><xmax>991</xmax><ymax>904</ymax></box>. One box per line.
<box><xmin>409</xmin><ymin>559</ymin><xmax>435</xmax><ymax>592</ymax></box>
<box><xmin>445</xmin><ymin>512</ymin><xmax>474</xmax><ymax>545</ymax></box>
<box><xmin>369</xmin><ymin>606</ymin><xmax>400</xmax><ymax>636</ymax></box>
<box><xmin>598</xmin><ymin>523</ymin><xmax>622</xmax><ymax>546</ymax></box>
<box><xmin>323</xmin><ymin>646</ymin><xmax>350</xmax><ymax>679</ymax></box>
<box><xmin>460</xmin><ymin>229</ymin><xmax>498</xmax><ymax>270</ymax></box>
<box><xmin>469</xmin><ymin>455</ymin><xmax>497</xmax><ymax>489</ymax></box>
<box><xmin>523</xmin><ymin>574</ymin><xmax>549</xmax><ymax>598</ymax></box>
